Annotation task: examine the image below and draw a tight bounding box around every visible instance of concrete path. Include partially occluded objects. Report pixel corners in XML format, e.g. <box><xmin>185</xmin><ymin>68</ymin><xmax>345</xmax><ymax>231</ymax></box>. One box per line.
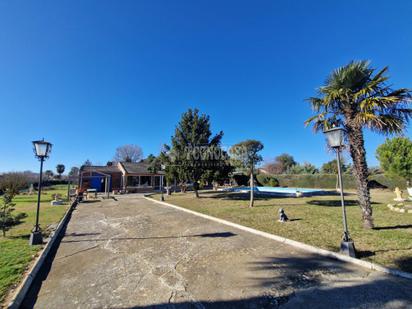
<box><xmin>23</xmin><ymin>195</ymin><xmax>412</xmax><ymax>309</ymax></box>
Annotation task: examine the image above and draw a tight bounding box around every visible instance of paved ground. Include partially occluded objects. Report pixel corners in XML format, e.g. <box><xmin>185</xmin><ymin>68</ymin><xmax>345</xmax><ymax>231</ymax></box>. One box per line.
<box><xmin>23</xmin><ymin>195</ymin><xmax>412</xmax><ymax>309</ymax></box>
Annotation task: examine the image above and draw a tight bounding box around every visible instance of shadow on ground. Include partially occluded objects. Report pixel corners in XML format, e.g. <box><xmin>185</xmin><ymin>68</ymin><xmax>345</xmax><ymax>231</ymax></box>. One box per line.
<box><xmin>60</xmin><ymin>232</ymin><xmax>237</xmax><ymax>243</ymax></box>
<box><xmin>307</xmin><ymin>199</ymin><xmax>361</xmax><ymax>207</ymax></box>
<box><xmin>373</xmin><ymin>224</ymin><xmax>412</xmax><ymax>230</ymax></box>
<box><xmin>394</xmin><ymin>256</ymin><xmax>412</xmax><ymax>273</ymax></box>
<box><xmin>113</xmin><ymin>255</ymin><xmax>412</xmax><ymax>308</ymax></box>
<box><xmin>8</xmin><ymin>234</ymin><xmax>30</xmax><ymax>240</ymax></box>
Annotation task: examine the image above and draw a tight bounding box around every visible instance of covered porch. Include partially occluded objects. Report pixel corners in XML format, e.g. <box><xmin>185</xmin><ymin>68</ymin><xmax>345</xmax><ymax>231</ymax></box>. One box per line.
<box><xmin>124</xmin><ymin>174</ymin><xmax>163</xmax><ymax>191</ymax></box>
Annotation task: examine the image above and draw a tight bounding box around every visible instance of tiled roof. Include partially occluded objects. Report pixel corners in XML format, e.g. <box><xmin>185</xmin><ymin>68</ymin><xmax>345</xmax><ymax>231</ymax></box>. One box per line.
<box><xmin>80</xmin><ymin>161</ymin><xmax>165</xmax><ymax>175</ymax></box>
<box><xmin>80</xmin><ymin>165</ymin><xmax>122</xmax><ymax>175</ymax></box>
<box><xmin>120</xmin><ymin>161</ymin><xmax>164</xmax><ymax>175</ymax></box>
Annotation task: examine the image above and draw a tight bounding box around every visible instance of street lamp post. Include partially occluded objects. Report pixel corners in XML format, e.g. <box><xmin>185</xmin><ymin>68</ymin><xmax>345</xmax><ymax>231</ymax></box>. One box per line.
<box><xmin>29</xmin><ymin>139</ymin><xmax>52</xmax><ymax>245</ymax></box>
<box><xmin>160</xmin><ymin>164</ymin><xmax>165</xmax><ymax>201</ymax></box>
<box><xmin>323</xmin><ymin>127</ymin><xmax>356</xmax><ymax>257</ymax></box>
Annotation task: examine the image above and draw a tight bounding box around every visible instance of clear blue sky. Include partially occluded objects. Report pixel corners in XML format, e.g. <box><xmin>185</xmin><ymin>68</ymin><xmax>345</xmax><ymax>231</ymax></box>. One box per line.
<box><xmin>1</xmin><ymin>0</ymin><xmax>411</xmax><ymax>173</ymax></box>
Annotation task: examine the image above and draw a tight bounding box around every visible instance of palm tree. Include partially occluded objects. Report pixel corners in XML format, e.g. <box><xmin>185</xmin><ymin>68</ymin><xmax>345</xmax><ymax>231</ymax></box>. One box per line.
<box><xmin>56</xmin><ymin>164</ymin><xmax>65</xmax><ymax>179</ymax></box>
<box><xmin>44</xmin><ymin>170</ymin><xmax>54</xmax><ymax>180</ymax></box>
<box><xmin>305</xmin><ymin>61</ymin><xmax>411</xmax><ymax>229</ymax></box>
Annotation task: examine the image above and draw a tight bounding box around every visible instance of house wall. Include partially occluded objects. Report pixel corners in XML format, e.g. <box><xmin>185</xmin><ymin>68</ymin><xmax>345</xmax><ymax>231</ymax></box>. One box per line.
<box><xmin>80</xmin><ymin>172</ymin><xmax>122</xmax><ymax>192</ymax></box>
<box><xmin>111</xmin><ymin>173</ymin><xmax>122</xmax><ymax>190</ymax></box>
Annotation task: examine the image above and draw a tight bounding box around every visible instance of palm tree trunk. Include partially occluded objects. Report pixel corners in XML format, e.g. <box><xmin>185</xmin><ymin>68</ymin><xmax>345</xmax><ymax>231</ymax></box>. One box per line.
<box><xmin>346</xmin><ymin>124</ymin><xmax>374</xmax><ymax>229</ymax></box>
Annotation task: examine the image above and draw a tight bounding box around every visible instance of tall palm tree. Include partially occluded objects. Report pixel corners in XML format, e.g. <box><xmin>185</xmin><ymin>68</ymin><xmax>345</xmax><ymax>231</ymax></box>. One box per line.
<box><xmin>56</xmin><ymin>164</ymin><xmax>65</xmax><ymax>179</ymax></box>
<box><xmin>305</xmin><ymin>61</ymin><xmax>411</xmax><ymax>229</ymax></box>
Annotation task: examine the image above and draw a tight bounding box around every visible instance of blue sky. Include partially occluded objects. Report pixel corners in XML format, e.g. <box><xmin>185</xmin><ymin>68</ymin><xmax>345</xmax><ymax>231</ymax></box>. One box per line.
<box><xmin>0</xmin><ymin>0</ymin><xmax>411</xmax><ymax>173</ymax></box>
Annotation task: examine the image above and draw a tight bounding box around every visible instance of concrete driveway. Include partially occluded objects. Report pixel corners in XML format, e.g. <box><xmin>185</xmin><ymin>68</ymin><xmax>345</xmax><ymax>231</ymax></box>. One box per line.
<box><xmin>23</xmin><ymin>195</ymin><xmax>412</xmax><ymax>309</ymax></box>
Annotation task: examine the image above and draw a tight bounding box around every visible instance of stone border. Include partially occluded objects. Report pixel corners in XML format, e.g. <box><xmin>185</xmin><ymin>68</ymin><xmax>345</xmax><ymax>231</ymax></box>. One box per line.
<box><xmin>387</xmin><ymin>203</ymin><xmax>412</xmax><ymax>213</ymax></box>
<box><xmin>145</xmin><ymin>195</ymin><xmax>412</xmax><ymax>281</ymax></box>
<box><xmin>7</xmin><ymin>201</ymin><xmax>78</xmax><ymax>309</ymax></box>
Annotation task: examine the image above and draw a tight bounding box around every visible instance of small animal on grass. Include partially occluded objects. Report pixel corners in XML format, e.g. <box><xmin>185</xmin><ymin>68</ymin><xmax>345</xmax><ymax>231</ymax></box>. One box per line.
<box><xmin>278</xmin><ymin>208</ymin><xmax>289</xmax><ymax>222</ymax></box>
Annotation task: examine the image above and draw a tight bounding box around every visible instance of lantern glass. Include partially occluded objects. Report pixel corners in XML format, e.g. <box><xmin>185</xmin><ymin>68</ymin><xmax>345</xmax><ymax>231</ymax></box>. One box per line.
<box><xmin>324</xmin><ymin>127</ymin><xmax>345</xmax><ymax>148</ymax></box>
<box><xmin>33</xmin><ymin>140</ymin><xmax>52</xmax><ymax>158</ymax></box>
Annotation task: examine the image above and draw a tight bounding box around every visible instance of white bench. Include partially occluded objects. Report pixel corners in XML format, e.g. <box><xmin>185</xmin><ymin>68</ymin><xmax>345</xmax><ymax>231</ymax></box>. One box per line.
<box><xmin>86</xmin><ymin>189</ymin><xmax>97</xmax><ymax>199</ymax></box>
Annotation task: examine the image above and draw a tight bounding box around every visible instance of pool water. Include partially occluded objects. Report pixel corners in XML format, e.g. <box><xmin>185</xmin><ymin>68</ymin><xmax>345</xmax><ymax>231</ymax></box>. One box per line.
<box><xmin>225</xmin><ymin>186</ymin><xmax>328</xmax><ymax>197</ymax></box>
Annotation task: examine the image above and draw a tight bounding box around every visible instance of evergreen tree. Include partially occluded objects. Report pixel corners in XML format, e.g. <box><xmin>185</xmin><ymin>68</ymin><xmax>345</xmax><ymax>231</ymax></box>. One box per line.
<box><xmin>170</xmin><ymin>108</ymin><xmax>225</xmax><ymax>198</ymax></box>
<box><xmin>1</xmin><ymin>189</ymin><xmax>26</xmax><ymax>237</ymax></box>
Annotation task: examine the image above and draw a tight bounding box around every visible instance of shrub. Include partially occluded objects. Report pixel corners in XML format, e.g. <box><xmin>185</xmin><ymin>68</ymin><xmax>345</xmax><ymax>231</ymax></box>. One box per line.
<box><xmin>0</xmin><ymin>173</ymin><xmax>29</xmax><ymax>195</ymax></box>
<box><xmin>256</xmin><ymin>174</ymin><xmax>279</xmax><ymax>187</ymax></box>
<box><xmin>376</xmin><ymin>137</ymin><xmax>412</xmax><ymax>182</ymax></box>
<box><xmin>232</xmin><ymin>174</ymin><xmax>249</xmax><ymax>186</ymax></box>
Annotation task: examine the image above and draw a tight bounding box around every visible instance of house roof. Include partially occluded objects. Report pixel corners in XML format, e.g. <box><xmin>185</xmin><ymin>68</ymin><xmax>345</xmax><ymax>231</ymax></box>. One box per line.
<box><xmin>80</xmin><ymin>161</ymin><xmax>165</xmax><ymax>176</ymax></box>
<box><xmin>119</xmin><ymin>161</ymin><xmax>165</xmax><ymax>175</ymax></box>
<box><xmin>80</xmin><ymin>165</ymin><xmax>122</xmax><ymax>175</ymax></box>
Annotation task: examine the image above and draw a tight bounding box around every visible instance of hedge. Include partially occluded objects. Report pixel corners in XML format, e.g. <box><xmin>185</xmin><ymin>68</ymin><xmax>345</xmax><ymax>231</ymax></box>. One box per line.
<box><xmin>260</xmin><ymin>174</ymin><xmax>407</xmax><ymax>190</ymax></box>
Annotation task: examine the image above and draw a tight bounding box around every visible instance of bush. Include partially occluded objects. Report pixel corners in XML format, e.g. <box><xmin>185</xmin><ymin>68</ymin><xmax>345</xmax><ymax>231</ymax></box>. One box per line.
<box><xmin>0</xmin><ymin>173</ymin><xmax>29</xmax><ymax>195</ymax></box>
<box><xmin>232</xmin><ymin>174</ymin><xmax>249</xmax><ymax>186</ymax></box>
<box><xmin>376</xmin><ymin>137</ymin><xmax>412</xmax><ymax>181</ymax></box>
<box><xmin>256</xmin><ymin>174</ymin><xmax>279</xmax><ymax>187</ymax></box>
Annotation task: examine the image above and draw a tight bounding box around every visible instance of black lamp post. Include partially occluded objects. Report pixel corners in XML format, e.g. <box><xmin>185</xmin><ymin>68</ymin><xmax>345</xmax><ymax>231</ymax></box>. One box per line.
<box><xmin>160</xmin><ymin>164</ymin><xmax>165</xmax><ymax>201</ymax></box>
<box><xmin>323</xmin><ymin>127</ymin><xmax>356</xmax><ymax>257</ymax></box>
<box><xmin>29</xmin><ymin>139</ymin><xmax>52</xmax><ymax>245</ymax></box>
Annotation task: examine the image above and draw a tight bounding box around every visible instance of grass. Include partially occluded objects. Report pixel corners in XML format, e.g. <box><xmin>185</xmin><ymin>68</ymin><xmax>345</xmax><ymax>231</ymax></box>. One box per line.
<box><xmin>151</xmin><ymin>189</ymin><xmax>412</xmax><ymax>273</ymax></box>
<box><xmin>0</xmin><ymin>185</ymin><xmax>70</xmax><ymax>303</ymax></box>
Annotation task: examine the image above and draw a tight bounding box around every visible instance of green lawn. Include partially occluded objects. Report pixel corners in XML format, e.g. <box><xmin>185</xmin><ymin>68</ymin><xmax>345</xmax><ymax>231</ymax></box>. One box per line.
<box><xmin>151</xmin><ymin>189</ymin><xmax>412</xmax><ymax>273</ymax></box>
<box><xmin>0</xmin><ymin>185</ymin><xmax>70</xmax><ymax>303</ymax></box>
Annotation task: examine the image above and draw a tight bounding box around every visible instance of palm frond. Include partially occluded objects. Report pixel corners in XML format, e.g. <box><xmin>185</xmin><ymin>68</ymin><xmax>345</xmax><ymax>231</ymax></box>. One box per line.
<box><xmin>306</xmin><ymin>97</ymin><xmax>327</xmax><ymax>112</ymax></box>
<box><xmin>306</xmin><ymin>60</ymin><xmax>412</xmax><ymax>136</ymax></box>
<box><xmin>367</xmin><ymin>114</ymin><xmax>406</xmax><ymax>134</ymax></box>
<box><xmin>304</xmin><ymin>113</ymin><xmax>325</xmax><ymax>127</ymax></box>
<box><xmin>359</xmin><ymin>96</ymin><xmax>402</xmax><ymax>111</ymax></box>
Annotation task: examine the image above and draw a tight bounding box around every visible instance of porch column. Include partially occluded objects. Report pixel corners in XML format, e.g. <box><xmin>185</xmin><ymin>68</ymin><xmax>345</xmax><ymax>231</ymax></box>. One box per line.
<box><xmin>122</xmin><ymin>175</ymin><xmax>127</xmax><ymax>191</ymax></box>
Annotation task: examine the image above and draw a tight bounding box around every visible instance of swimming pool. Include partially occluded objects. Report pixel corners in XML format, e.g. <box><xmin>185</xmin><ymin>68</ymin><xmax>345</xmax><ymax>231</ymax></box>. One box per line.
<box><xmin>224</xmin><ymin>186</ymin><xmax>329</xmax><ymax>197</ymax></box>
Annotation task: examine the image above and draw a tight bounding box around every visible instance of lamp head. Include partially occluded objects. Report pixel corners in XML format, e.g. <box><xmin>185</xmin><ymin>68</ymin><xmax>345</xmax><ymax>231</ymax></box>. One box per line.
<box><xmin>323</xmin><ymin>127</ymin><xmax>345</xmax><ymax>148</ymax></box>
<box><xmin>32</xmin><ymin>139</ymin><xmax>52</xmax><ymax>159</ymax></box>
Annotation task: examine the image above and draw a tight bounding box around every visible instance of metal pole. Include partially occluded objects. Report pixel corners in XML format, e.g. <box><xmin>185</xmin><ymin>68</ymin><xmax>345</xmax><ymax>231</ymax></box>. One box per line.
<box><xmin>160</xmin><ymin>175</ymin><xmax>164</xmax><ymax>201</ymax></box>
<box><xmin>336</xmin><ymin>149</ymin><xmax>350</xmax><ymax>241</ymax></box>
<box><xmin>35</xmin><ymin>157</ymin><xmax>44</xmax><ymax>232</ymax></box>
<box><xmin>249</xmin><ymin>163</ymin><xmax>254</xmax><ymax>208</ymax></box>
<box><xmin>67</xmin><ymin>178</ymin><xmax>71</xmax><ymax>202</ymax></box>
